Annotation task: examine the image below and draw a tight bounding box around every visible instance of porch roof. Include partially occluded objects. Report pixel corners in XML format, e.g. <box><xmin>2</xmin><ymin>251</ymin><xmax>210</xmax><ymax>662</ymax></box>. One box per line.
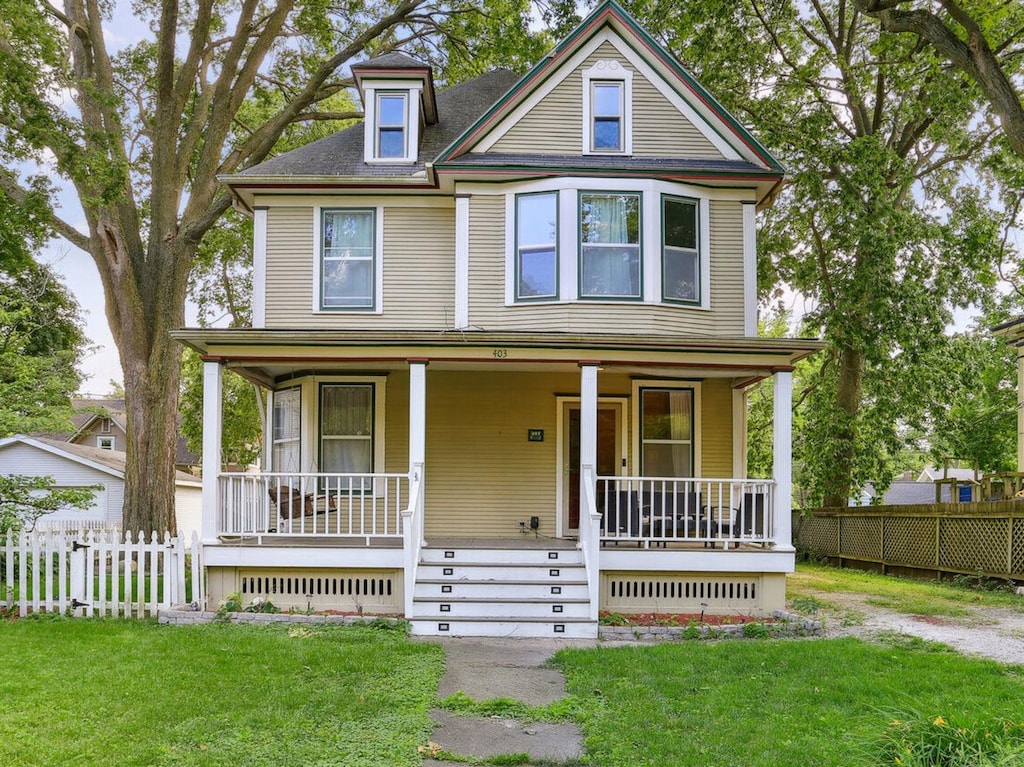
<box><xmin>171</xmin><ymin>328</ymin><xmax>822</xmax><ymax>387</ymax></box>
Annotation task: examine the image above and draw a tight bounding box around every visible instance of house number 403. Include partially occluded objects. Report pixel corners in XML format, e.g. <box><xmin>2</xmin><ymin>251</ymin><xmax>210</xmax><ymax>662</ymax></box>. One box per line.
<box><xmin>492</xmin><ymin>348</ymin><xmax>508</xmax><ymax>358</ymax></box>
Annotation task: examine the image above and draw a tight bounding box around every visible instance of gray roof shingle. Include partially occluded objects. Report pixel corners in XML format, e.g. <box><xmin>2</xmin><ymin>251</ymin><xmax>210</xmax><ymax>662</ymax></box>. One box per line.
<box><xmin>237</xmin><ymin>69</ymin><xmax>522</xmax><ymax>179</ymax></box>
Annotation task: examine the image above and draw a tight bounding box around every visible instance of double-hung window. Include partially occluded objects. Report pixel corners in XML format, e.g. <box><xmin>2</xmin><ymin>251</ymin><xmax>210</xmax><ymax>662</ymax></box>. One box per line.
<box><xmin>320</xmin><ymin>383</ymin><xmax>374</xmax><ymax>490</ymax></box>
<box><xmin>321</xmin><ymin>208</ymin><xmax>375</xmax><ymax>310</ymax></box>
<box><xmin>640</xmin><ymin>387</ymin><xmax>694</xmax><ymax>477</ymax></box>
<box><xmin>272</xmin><ymin>387</ymin><xmax>301</xmax><ymax>472</ymax></box>
<box><xmin>579</xmin><ymin>192</ymin><xmax>641</xmax><ymax>299</ymax></box>
<box><xmin>376</xmin><ymin>93</ymin><xmax>407</xmax><ymax>158</ymax></box>
<box><xmin>591</xmin><ymin>82</ymin><xmax>623</xmax><ymax>151</ymax></box>
<box><xmin>515</xmin><ymin>192</ymin><xmax>558</xmax><ymax>300</ymax></box>
<box><xmin>662</xmin><ymin>196</ymin><xmax>700</xmax><ymax>304</ymax></box>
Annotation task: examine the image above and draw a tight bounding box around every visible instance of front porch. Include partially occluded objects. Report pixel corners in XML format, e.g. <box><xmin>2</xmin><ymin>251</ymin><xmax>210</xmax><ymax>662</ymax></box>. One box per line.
<box><xmin>181</xmin><ymin>330</ymin><xmax>814</xmax><ymax>634</ymax></box>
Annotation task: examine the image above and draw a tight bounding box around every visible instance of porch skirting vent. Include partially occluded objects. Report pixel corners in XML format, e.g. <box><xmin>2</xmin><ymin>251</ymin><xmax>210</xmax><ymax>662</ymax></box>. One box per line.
<box><xmin>237</xmin><ymin>568</ymin><xmax>402</xmax><ymax>614</ymax></box>
<box><xmin>601</xmin><ymin>572</ymin><xmax>761</xmax><ymax>614</ymax></box>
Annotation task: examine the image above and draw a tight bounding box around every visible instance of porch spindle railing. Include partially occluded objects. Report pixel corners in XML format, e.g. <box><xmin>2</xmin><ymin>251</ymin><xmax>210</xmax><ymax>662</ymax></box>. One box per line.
<box><xmin>218</xmin><ymin>472</ymin><xmax>409</xmax><ymax>543</ymax></box>
<box><xmin>594</xmin><ymin>476</ymin><xmax>776</xmax><ymax>548</ymax></box>
<box><xmin>579</xmin><ymin>465</ymin><xmax>602</xmax><ymax>620</ymax></box>
<box><xmin>401</xmin><ymin>463</ymin><xmax>425</xmax><ymax>619</ymax></box>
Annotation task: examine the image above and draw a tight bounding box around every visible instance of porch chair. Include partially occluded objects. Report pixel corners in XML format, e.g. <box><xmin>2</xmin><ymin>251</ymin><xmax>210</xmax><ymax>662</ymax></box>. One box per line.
<box><xmin>601</xmin><ymin>489</ymin><xmax>643</xmax><ymax>545</ymax></box>
<box><xmin>719</xmin><ymin>493</ymin><xmax>767</xmax><ymax>543</ymax></box>
<box><xmin>643</xmin><ymin>490</ymin><xmax>701</xmax><ymax>540</ymax></box>
<box><xmin>267</xmin><ymin>485</ymin><xmax>338</xmax><ymax>520</ymax></box>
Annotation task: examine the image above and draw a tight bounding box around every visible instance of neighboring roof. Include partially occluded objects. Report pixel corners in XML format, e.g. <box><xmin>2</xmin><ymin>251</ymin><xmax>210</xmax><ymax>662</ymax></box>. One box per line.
<box><xmin>879</xmin><ymin>480</ymin><xmax>937</xmax><ymax>506</ymax></box>
<box><xmin>0</xmin><ymin>435</ymin><xmax>201</xmax><ymax>486</ymax></box>
<box><xmin>233</xmin><ymin>69</ymin><xmax>520</xmax><ymax>180</ymax></box>
<box><xmin>917</xmin><ymin>466</ymin><xmax>978</xmax><ymax>483</ymax></box>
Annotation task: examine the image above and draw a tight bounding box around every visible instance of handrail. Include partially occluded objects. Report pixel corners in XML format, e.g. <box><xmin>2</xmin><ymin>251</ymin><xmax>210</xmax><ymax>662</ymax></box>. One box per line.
<box><xmin>579</xmin><ymin>464</ymin><xmax>601</xmax><ymax>621</ymax></box>
<box><xmin>401</xmin><ymin>463</ymin><xmax>424</xmax><ymax>619</ymax></box>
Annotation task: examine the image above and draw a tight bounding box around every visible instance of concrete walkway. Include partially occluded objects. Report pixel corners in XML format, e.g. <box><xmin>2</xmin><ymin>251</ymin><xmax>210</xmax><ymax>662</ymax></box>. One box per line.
<box><xmin>417</xmin><ymin>637</ymin><xmax>597</xmax><ymax>766</ymax></box>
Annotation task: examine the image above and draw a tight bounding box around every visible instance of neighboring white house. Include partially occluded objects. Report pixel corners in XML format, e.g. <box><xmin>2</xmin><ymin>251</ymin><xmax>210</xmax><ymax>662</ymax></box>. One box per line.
<box><xmin>0</xmin><ymin>435</ymin><xmax>202</xmax><ymax>534</ymax></box>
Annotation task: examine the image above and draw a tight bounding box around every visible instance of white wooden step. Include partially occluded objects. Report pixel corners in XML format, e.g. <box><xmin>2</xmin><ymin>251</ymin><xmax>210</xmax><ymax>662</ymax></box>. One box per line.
<box><xmin>412</xmin><ymin>597</ymin><xmax>590</xmax><ymax>619</ymax></box>
<box><xmin>414</xmin><ymin>580</ymin><xmax>589</xmax><ymax>600</ymax></box>
<box><xmin>416</xmin><ymin>562</ymin><xmax>586</xmax><ymax>582</ymax></box>
<box><xmin>410</xmin><ymin>617</ymin><xmax>598</xmax><ymax>639</ymax></box>
<box><xmin>419</xmin><ymin>547</ymin><xmax>582</xmax><ymax>565</ymax></box>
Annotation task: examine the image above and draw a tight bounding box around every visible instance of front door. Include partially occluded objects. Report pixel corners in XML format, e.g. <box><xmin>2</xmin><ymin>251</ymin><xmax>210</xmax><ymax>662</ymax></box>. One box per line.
<box><xmin>563</xmin><ymin>402</ymin><xmax>622</xmax><ymax>534</ymax></box>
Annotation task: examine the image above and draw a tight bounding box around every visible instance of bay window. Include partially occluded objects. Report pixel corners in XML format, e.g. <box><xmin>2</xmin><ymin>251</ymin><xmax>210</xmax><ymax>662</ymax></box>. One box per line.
<box><xmin>515</xmin><ymin>192</ymin><xmax>558</xmax><ymax>300</ymax></box>
<box><xmin>662</xmin><ymin>196</ymin><xmax>700</xmax><ymax>304</ymax></box>
<box><xmin>579</xmin><ymin>192</ymin><xmax>641</xmax><ymax>299</ymax></box>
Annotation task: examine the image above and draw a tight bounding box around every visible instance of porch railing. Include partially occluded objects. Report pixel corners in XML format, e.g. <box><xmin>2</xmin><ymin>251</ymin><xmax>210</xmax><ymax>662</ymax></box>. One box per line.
<box><xmin>595</xmin><ymin>476</ymin><xmax>776</xmax><ymax>548</ymax></box>
<box><xmin>218</xmin><ymin>472</ymin><xmax>409</xmax><ymax>542</ymax></box>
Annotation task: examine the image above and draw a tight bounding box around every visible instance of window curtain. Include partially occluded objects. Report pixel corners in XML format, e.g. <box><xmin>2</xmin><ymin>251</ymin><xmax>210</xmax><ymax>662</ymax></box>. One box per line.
<box><xmin>581</xmin><ymin>194</ymin><xmax>639</xmax><ymax>297</ymax></box>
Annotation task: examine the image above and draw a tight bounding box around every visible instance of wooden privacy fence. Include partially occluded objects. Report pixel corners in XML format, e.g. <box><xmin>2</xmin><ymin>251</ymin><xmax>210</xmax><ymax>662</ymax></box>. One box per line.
<box><xmin>2</xmin><ymin>529</ymin><xmax>204</xmax><ymax>618</ymax></box>
<box><xmin>794</xmin><ymin>501</ymin><xmax>1024</xmax><ymax>580</ymax></box>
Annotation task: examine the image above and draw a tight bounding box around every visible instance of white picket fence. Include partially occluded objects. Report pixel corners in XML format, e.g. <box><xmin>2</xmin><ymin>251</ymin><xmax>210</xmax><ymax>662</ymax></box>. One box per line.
<box><xmin>2</xmin><ymin>529</ymin><xmax>203</xmax><ymax>618</ymax></box>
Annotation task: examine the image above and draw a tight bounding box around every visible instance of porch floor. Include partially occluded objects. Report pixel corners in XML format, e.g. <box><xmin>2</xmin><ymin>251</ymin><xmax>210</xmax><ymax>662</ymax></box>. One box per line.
<box><xmin>426</xmin><ymin>536</ymin><xmax>578</xmax><ymax>550</ymax></box>
<box><xmin>216</xmin><ymin>535</ymin><xmax>403</xmax><ymax>548</ymax></box>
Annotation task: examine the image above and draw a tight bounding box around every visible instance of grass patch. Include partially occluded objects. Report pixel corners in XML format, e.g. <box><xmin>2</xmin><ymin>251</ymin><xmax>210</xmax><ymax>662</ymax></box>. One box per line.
<box><xmin>0</xmin><ymin>618</ymin><xmax>444</xmax><ymax>766</ymax></box>
<box><xmin>555</xmin><ymin>638</ymin><xmax>1024</xmax><ymax>766</ymax></box>
<box><xmin>788</xmin><ymin>562</ymin><xmax>1023</xmax><ymax>616</ymax></box>
<box><xmin>438</xmin><ymin>690</ymin><xmax>580</xmax><ymax>723</ymax></box>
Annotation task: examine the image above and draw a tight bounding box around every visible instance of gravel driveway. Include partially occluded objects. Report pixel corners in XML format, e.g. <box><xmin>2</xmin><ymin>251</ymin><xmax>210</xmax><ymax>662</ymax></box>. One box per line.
<box><xmin>801</xmin><ymin>590</ymin><xmax>1024</xmax><ymax>665</ymax></box>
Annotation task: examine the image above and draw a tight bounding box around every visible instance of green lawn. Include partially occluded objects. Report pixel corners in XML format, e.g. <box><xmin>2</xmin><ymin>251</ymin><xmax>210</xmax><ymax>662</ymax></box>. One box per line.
<box><xmin>787</xmin><ymin>561</ymin><xmax>1024</xmax><ymax>617</ymax></box>
<box><xmin>0</xmin><ymin>619</ymin><xmax>444</xmax><ymax>766</ymax></box>
<box><xmin>556</xmin><ymin>637</ymin><xmax>1024</xmax><ymax>766</ymax></box>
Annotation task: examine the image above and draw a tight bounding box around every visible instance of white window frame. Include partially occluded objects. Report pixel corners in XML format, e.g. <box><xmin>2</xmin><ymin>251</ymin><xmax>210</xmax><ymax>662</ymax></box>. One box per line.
<box><xmin>499</xmin><ymin>178</ymin><xmax>715</xmax><ymax>309</ymax></box>
<box><xmin>514</xmin><ymin>191</ymin><xmax>559</xmax><ymax>302</ymax></box>
<box><xmin>582</xmin><ymin>60</ymin><xmax>633</xmax><ymax>155</ymax></box>
<box><xmin>661</xmin><ymin>195</ymin><xmax>701</xmax><ymax>306</ymax></box>
<box><xmin>312</xmin><ymin>205</ymin><xmax>384</xmax><ymax>314</ymax></box>
<box><xmin>96</xmin><ymin>436</ymin><xmax>114</xmax><ymax>450</ymax></box>
<box><xmin>361</xmin><ymin>82</ymin><xmax>423</xmax><ymax>164</ymax></box>
<box><xmin>631</xmin><ymin>380</ymin><xmax>702</xmax><ymax>478</ymax></box>
<box><xmin>271</xmin><ymin>386</ymin><xmax>302</xmax><ymax>473</ymax></box>
<box><xmin>314</xmin><ymin>376</ymin><xmax>387</xmax><ymax>487</ymax></box>
<box><xmin>100</xmin><ymin>417</ymin><xmax>111</xmax><ymax>434</ymax></box>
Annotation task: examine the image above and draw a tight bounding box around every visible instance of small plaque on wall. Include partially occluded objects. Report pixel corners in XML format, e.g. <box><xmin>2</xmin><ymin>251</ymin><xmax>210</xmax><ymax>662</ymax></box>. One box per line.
<box><xmin>528</xmin><ymin>429</ymin><xmax>544</xmax><ymax>442</ymax></box>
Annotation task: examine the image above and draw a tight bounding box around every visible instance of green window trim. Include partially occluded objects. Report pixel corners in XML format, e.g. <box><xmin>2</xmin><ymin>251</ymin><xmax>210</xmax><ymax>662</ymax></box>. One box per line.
<box><xmin>577</xmin><ymin>190</ymin><xmax>643</xmax><ymax>301</ymax></box>
<box><xmin>318</xmin><ymin>382</ymin><xmax>376</xmax><ymax>492</ymax></box>
<box><xmin>514</xmin><ymin>191</ymin><xmax>559</xmax><ymax>302</ymax></box>
<box><xmin>590</xmin><ymin>81</ymin><xmax>624</xmax><ymax>152</ymax></box>
<box><xmin>661</xmin><ymin>195</ymin><xmax>701</xmax><ymax>306</ymax></box>
<box><xmin>639</xmin><ymin>386</ymin><xmax>695</xmax><ymax>478</ymax></box>
<box><xmin>320</xmin><ymin>207</ymin><xmax>376</xmax><ymax>311</ymax></box>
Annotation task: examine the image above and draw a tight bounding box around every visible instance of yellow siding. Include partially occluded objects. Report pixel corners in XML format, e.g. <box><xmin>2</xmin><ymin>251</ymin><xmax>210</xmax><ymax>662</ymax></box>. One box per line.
<box><xmin>700</xmin><ymin>379</ymin><xmax>733</xmax><ymax>477</ymax></box>
<box><xmin>421</xmin><ymin>370</ymin><xmax>632</xmax><ymax>537</ymax></box>
<box><xmin>467</xmin><ymin>195</ymin><xmax>746</xmax><ymax>336</ymax></box>
<box><xmin>489</xmin><ymin>41</ymin><xmax>721</xmax><ymax>159</ymax></box>
<box><xmin>264</xmin><ymin>205</ymin><xmax>456</xmax><ymax>329</ymax></box>
<box><xmin>384</xmin><ymin>371</ymin><xmax>410</xmax><ymax>473</ymax></box>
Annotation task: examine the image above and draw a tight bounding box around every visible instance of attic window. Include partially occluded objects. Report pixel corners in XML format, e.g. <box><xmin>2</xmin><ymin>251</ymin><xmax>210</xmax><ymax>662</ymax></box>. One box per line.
<box><xmin>97</xmin><ymin>436</ymin><xmax>114</xmax><ymax>451</ymax></box>
<box><xmin>100</xmin><ymin>417</ymin><xmax>111</xmax><ymax>434</ymax></box>
<box><xmin>582</xmin><ymin>61</ymin><xmax>633</xmax><ymax>155</ymax></box>
<box><xmin>376</xmin><ymin>93</ymin><xmax>407</xmax><ymax>158</ymax></box>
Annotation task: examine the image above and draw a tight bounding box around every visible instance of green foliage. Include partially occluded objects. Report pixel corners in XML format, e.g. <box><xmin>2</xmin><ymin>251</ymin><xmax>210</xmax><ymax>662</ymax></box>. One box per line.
<box><xmin>0</xmin><ymin>474</ymin><xmax>97</xmax><ymax>534</ymax></box>
<box><xmin>873</xmin><ymin>711</ymin><xmax>1024</xmax><ymax>767</ymax></box>
<box><xmin>740</xmin><ymin>621</ymin><xmax>769</xmax><ymax>639</ymax></box>
<box><xmin>179</xmin><ymin>348</ymin><xmax>263</xmax><ymax>469</ymax></box>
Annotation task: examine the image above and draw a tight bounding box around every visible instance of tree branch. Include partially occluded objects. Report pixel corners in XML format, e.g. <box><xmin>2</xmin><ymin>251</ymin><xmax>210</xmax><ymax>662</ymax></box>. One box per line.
<box><xmin>0</xmin><ymin>169</ymin><xmax>90</xmax><ymax>253</ymax></box>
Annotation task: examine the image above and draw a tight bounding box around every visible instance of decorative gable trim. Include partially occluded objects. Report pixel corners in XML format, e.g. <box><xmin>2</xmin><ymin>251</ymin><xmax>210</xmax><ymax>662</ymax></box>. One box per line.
<box><xmin>438</xmin><ymin>0</ymin><xmax>782</xmax><ymax>171</ymax></box>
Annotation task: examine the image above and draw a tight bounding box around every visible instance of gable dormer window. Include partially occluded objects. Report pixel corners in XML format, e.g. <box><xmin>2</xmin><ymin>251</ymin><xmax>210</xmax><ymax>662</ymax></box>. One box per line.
<box><xmin>591</xmin><ymin>82</ymin><xmax>623</xmax><ymax>151</ymax></box>
<box><xmin>376</xmin><ymin>93</ymin><xmax>407</xmax><ymax>158</ymax></box>
<box><xmin>582</xmin><ymin>61</ymin><xmax>633</xmax><ymax>155</ymax></box>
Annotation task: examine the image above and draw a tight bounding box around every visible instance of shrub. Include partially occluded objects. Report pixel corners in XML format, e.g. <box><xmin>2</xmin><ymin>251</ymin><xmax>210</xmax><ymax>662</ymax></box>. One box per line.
<box><xmin>874</xmin><ymin>711</ymin><xmax>1024</xmax><ymax>767</ymax></box>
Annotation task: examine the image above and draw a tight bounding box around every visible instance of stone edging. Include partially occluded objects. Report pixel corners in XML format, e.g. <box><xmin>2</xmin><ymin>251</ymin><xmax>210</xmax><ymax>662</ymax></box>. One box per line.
<box><xmin>598</xmin><ymin>610</ymin><xmax>823</xmax><ymax>641</ymax></box>
<box><xmin>158</xmin><ymin>606</ymin><xmax>403</xmax><ymax>627</ymax></box>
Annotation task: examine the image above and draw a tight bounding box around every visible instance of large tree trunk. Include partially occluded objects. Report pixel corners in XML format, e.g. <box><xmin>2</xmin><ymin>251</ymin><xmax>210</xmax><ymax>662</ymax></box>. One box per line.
<box><xmin>94</xmin><ymin>219</ymin><xmax>194</xmax><ymax>534</ymax></box>
<box><xmin>821</xmin><ymin>345</ymin><xmax>865</xmax><ymax>508</ymax></box>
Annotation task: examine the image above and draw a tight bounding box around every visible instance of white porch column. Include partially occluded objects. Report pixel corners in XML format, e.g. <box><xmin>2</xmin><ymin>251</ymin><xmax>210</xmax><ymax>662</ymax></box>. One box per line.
<box><xmin>409</xmin><ymin>360</ymin><xmax>427</xmax><ymax>468</ymax></box>
<box><xmin>772</xmin><ymin>369</ymin><xmax>794</xmax><ymax>551</ymax></box>
<box><xmin>454</xmin><ymin>195</ymin><xmax>470</xmax><ymax>329</ymax></box>
<box><xmin>579</xmin><ymin>363</ymin><xmax>599</xmax><ymax>497</ymax></box>
<box><xmin>201</xmin><ymin>360</ymin><xmax>223</xmax><ymax>542</ymax></box>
